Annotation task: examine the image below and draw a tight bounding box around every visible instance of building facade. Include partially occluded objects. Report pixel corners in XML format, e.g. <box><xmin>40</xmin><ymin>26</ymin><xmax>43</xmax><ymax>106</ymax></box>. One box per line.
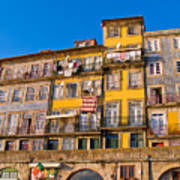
<box><xmin>0</xmin><ymin>16</ymin><xmax>179</xmax><ymax>180</ymax></box>
<box><xmin>144</xmin><ymin>29</ymin><xmax>180</xmax><ymax>148</ymax></box>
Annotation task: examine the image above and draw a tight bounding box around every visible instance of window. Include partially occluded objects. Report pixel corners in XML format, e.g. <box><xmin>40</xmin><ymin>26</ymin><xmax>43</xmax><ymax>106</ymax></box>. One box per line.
<box><xmin>129</xmin><ymin>101</ymin><xmax>143</xmax><ymax>125</ymax></box>
<box><xmin>176</xmin><ymin>61</ymin><xmax>180</xmax><ymax>73</ymax></box>
<box><xmin>30</xmin><ymin>64</ymin><xmax>39</xmax><ymax>78</ymax></box>
<box><xmin>47</xmin><ymin>139</ymin><xmax>58</xmax><ymax>150</ymax></box>
<box><xmin>49</xmin><ymin>120</ymin><xmax>59</xmax><ymax>133</ymax></box>
<box><xmin>0</xmin><ymin>90</ymin><xmax>7</xmax><ymax>103</ymax></box>
<box><xmin>120</xmin><ymin>166</ymin><xmax>135</xmax><ymax>179</ymax></box>
<box><xmin>20</xmin><ymin>140</ymin><xmax>29</xmax><ymax>150</ymax></box>
<box><xmin>62</xmin><ymin>138</ymin><xmax>74</xmax><ymax>150</ymax></box>
<box><xmin>149</xmin><ymin>62</ymin><xmax>162</xmax><ymax>75</ymax></box>
<box><xmin>129</xmin><ymin>71</ymin><xmax>142</xmax><ymax>88</ymax></box>
<box><xmin>33</xmin><ymin>139</ymin><xmax>43</xmax><ymax>151</ymax></box>
<box><xmin>147</xmin><ymin>39</ymin><xmax>160</xmax><ymax>51</ymax></box>
<box><xmin>43</xmin><ymin>63</ymin><xmax>52</xmax><ymax>76</ymax></box>
<box><xmin>130</xmin><ymin>133</ymin><xmax>144</xmax><ymax>148</ymax></box>
<box><xmin>90</xmin><ymin>138</ymin><xmax>99</xmax><ymax>149</ymax></box>
<box><xmin>106</xmin><ymin>73</ymin><xmax>120</xmax><ymax>90</ymax></box>
<box><xmin>106</xmin><ymin>134</ymin><xmax>118</xmax><ymax>148</ymax></box>
<box><xmin>66</xmin><ymin>83</ymin><xmax>77</xmax><ymax>98</ymax></box>
<box><xmin>79</xmin><ymin>113</ymin><xmax>88</xmax><ymax>131</ymax></box>
<box><xmin>0</xmin><ymin>168</ymin><xmax>18</xmax><ymax>179</ymax></box>
<box><xmin>84</xmin><ymin>56</ymin><xmax>94</xmax><ymax>72</ymax></box>
<box><xmin>151</xmin><ymin>113</ymin><xmax>167</xmax><ymax>135</ymax></box>
<box><xmin>108</xmin><ymin>26</ymin><xmax>120</xmax><ymax>37</ymax></box>
<box><xmin>26</xmin><ymin>87</ymin><xmax>35</xmax><ymax>101</ymax></box>
<box><xmin>0</xmin><ymin>140</ymin><xmax>4</xmax><ymax>151</ymax></box>
<box><xmin>4</xmin><ymin>68</ymin><xmax>13</xmax><ymax>80</ymax></box>
<box><xmin>12</xmin><ymin>89</ymin><xmax>21</xmax><ymax>102</ymax></box>
<box><xmin>106</xmin><ymin>103</ymin><xmax>119</xmax><ymax>127</ymax></box>
<box><xmin>39</xmin><ymin>86</ymin><xmax>48</xmax><ymax>100</ymax></box>
<box><xmin>94</xmin><ymin>56</ymin><xmax>102</xmax><ymax>70</ymax></box>
<box><xmin>0</xmin><ymin>115</ymin><xmax>4</xmax><ymax>134</ymax></box>
<box><xmin>78</xmin><ymin>138</ymin><xmax>87</xmax><ymax>150</ymax></box>
<box><xmin>94</xmin><ymin>80</ymin><xmax>102</xmax><ymax>96</ymax></box>
<box><xmin>173</xmin><ymin>38</ymin><xmax>180</xmax><ymax>49</ymax></box>
<box><xmin>81</xmin><ymin>80</ymin><xmax>102</xmax><ymax>96</ymax></box>
<box><xmin>7</xmin><ymin>114</ymin><xmax>19</xmax><ymax>135</ymax></box>
<box><xmin>150</xmin><ymin>87</ymin><xmax>163</xmax><ymax>104</ymax></box>
<box><xmin>35</xmin><ymin>112</ymin><xmax>45</xmax><ymax>134</ymax></box>
<box><xmin>128</xmin><ymin>26</ymin><xmax>140</xmax><ymax>35</ymax></box>
<box><xmin>53</xmin><ymin>83</ymin><xmax>64</xmax><ymax>99</ymax></box>
<box><xmin>21</xmin><ymin>113</ymin><xmax>32</xmax><ymax>135</ymax></box>
<box><xmin>90</xmin><ymin>107</ymin><xmax>101</xmax><ymax>130</ymax></box>
<box><xmin>5</xmin><ymin>141</ymin><xmax>15</xmax><ymax>151</ymax></box>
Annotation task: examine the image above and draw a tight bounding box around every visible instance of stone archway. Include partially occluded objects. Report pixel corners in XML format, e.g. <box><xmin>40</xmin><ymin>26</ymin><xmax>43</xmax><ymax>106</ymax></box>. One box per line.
<box><xmin>67</xmin><ymin>169</ymin><xmax>103</xmax><ymax>180</ymax></box>
<box><xmin>159</xmin><ymin>167</ymin><xmax>180</xmax><ymax>180</ymax></box>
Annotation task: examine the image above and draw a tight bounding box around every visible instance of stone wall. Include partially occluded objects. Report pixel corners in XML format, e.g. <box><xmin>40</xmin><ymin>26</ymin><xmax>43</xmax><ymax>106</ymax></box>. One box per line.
<box><xmin>0</xmin><ymin>146</ymin><xmax>180</xmax><ymax>180</ymax></box>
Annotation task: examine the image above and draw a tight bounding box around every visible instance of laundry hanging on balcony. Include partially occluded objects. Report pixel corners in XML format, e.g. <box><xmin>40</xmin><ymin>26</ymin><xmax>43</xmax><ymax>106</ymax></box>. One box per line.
<box><xmin>56</xmin><ymin>58</ymin><xmax>82</xmax><ymax>77</ymax></box>
<box><xmin>106</xmin><ymin>50</ymin><xmax>141</xmax><ymax>62</ymax></box>
<box><xmin>81</xmin><ymin>96</ymin><xmax>97</xmax><ymax>112</ymax></box>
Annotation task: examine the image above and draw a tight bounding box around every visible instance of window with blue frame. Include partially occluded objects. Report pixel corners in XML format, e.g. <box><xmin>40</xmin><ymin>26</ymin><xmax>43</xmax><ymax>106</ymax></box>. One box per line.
<box><xmin>130</xmin><ymin>133</ymin><xmax>144</xmax><ymax>148</ymax></box>
<box><xmin>47</xmin><ymin>139</ymin><xmax>58</xmax><ymax>150</ymax></box>
<box><xmin>105</xmin><ymin>134</ymin><xmax>118</xmax><ymax>148</ymax></box>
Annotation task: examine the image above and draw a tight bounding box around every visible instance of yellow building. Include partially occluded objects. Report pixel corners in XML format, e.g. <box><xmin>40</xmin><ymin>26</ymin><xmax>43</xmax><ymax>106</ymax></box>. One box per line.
<box><xmin>101</xmin><ymin>16</ymin><xmax>146</xmax><ymax>148</ymax></box>
<box><xmin>49</xmin><ymin>42</ymin><xmax>105</xmax><ymax>150</ymax></box>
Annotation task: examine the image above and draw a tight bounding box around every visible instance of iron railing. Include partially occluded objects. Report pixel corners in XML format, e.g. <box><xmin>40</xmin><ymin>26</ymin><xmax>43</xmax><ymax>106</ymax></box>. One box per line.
<box><xmin>147</xmin><ymin>93</ymin><xmax>180</xmax><ymax>105</ymax></box>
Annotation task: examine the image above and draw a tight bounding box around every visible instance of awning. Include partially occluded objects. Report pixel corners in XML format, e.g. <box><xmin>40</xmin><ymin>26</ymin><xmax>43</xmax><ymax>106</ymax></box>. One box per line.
<box><xmin>30</xmin><ymin>162</ymin><xmax>61</xmax><ymax>168</ymax></box>
<box><xmin>46</xmin><ymin>113</ymin><xmax>76</xmax><ymax>120</ymax></box>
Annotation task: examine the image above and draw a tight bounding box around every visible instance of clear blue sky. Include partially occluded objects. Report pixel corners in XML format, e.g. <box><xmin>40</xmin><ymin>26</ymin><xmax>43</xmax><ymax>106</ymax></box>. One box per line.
<box><xmin>0</xmin><ymin>0</ymin><xmax>179</xmax><ymax>58</ymax></box>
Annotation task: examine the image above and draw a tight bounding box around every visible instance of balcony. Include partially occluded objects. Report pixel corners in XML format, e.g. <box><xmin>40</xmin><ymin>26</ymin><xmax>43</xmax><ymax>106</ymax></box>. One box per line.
<box><xmin>56</xmin><ymin>61</ymin><xmax>102</xmax><ymax>78</ymax></box>
<box><xmin>148</xmin><ymin>123</ymin><xmax>180</xmax><ymax>137</ymax></box>
<box><xmin>147</xmin><ymin>93</ymin><xmax>180</xmax><ymax>106</ymax></box>
<box><xmin>105</xmin><ymin>48</ymin><xmax>143</xmax><ymax>66</ymax></box>
<box><xmin>101</xmin><ymin>116</ymin><xmax>146</xmax><ymax>130</ymax></box>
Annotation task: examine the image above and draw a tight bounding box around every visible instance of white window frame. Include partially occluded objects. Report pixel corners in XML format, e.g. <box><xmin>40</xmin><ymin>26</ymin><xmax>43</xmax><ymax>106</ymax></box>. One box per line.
<box><xmin>66</xmin><ymin>83</ymin><xmax>77</xmax><ymax>98</ymax></box>
<box><xmin>8</xmin><ymin>113</ymin><xmax>19</xmax><ymax>135</ymax></box>
<box><xmin>129</xmin><ymin>101</ymin><xmax>143</xmax><ymax>125</ymax></box>
<box><xmin>129</xmin><ymin>71</ymin><xmax>142</xmax><ymax>88</ymax></box>
<box><xmin>147</xmin><ymin>39</ymin><xmax>160</xmax><ymax>52</ymax></box>
<box><xmin>173</xmin><ymin>37</ymin><xmax>180</xmax><ymax>49</ymax></box>
<box><xmin>79</xmin><ymin>113</ymin><xmax>89</xmax><ymax>131</ymax></box>
<box><xmin>150</xmin><ymin>113</ymin><xmax>167</xmax><ymax>136</ymax></box>
<box><xmin>12</xmin><ymin>89</ymin><xmax>22</xmax><ymax>102</ymax></box>
<box><xmin>0</xmin><ymin>90</ymin><xmax>7</xmax><ymax>103</ymax></box>
<box><xmin>149</xmin><ymin>62</ymin><xmax>162</xmax><ymax>75</ymax></box>
<box><xmin>176</xmin><ymin>61</ymin><xmax>180</xmax><ymax>73</ymax></box>
<box><xmin>108</xmin><ymin>26</ymin><xmax>120</xmax><ymax>37</ymax></box>
<box><xmin>106</xmin><ymin>73</ymin><xmax>120</xmax><ymax>90</ymax></box>
<box><xmin>106</xmin><ymin>102</ymin><xmax>119</xmax><ymax>127</ymax></box>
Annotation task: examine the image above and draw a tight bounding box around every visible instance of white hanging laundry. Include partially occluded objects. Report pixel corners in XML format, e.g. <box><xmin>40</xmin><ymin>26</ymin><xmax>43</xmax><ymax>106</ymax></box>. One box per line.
<box><xmin>64</xmin><ymin>69</ymin><xmax>72</xmax><ymax>77</ymax></box>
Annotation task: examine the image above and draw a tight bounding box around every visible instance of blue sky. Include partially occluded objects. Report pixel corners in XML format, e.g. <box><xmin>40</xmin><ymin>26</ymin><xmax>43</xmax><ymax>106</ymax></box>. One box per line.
<box><xmin>0</xmin><ymin>0</ymin><xmax>179</xmax><ymax>58</ymax></box>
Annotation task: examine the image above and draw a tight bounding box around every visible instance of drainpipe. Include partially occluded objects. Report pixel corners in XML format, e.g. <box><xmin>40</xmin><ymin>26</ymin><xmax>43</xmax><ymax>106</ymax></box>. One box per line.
<box><xmin>148</xmin><ymin>155</ymin><xmax>153</xmax><ymax>180</ymax></box>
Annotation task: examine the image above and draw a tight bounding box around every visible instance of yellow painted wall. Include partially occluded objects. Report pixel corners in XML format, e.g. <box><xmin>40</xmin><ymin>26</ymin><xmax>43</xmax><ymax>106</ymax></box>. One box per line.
<box><xmin>103</xmin><ymin>25</ymin><xmax>142</xmax><ymax>47</ymax></box>
<box><xmin>57</xmin><ymin>52</ymin><xmax>103</xmax><ymax>61</ymax></box>
<box><xmin>52</xmin><ymin>74</ymin><xmax>102</xmax><ymax>110</ymax></box>
<box><xmin>105</xmin><ymin>69</ymin><xmax>144</xmax><ymax>124</ymax></box>
<box><xmin>121</xmin><ymin>133</ymin><xmax>129</xmax><ymax>148</ymax></box>
<box><xmin>168</xmin><ymin>111</ymin><xmax>179</xmax><ymax>134</ymax></box>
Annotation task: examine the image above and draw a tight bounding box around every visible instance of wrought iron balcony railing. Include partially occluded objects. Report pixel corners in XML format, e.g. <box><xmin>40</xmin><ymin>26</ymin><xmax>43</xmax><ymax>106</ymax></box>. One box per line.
<box><xmin>147</xmin><ymin>93</ymin><xmax>180</xmax><ymax>106</ymax></box>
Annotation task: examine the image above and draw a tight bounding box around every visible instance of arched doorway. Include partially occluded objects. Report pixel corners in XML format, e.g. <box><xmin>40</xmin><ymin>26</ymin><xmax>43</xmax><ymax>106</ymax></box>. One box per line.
<box><xmin>159</xmin><ymin>167</ymin><xmax>180</xmax><ymax>180</ymax></box>
<box><xmin>67</xmin><ymin>169</ymin><xmax>103</xmax><ymax>180</ymax></box>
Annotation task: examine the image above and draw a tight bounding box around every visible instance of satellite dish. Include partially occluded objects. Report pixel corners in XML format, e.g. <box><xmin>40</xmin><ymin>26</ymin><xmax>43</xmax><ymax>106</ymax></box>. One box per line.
<box><xmin>116</xmin><ymin>43</ymin><xmax>121</xmax><ymax>49</ymax></box>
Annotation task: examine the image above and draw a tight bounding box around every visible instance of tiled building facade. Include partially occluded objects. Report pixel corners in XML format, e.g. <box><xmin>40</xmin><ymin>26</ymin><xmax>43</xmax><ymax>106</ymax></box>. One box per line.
<box><xmin>0</xmin><ymin>16</ymin><xmax>179</xmax><ymax>180</ymax></box>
